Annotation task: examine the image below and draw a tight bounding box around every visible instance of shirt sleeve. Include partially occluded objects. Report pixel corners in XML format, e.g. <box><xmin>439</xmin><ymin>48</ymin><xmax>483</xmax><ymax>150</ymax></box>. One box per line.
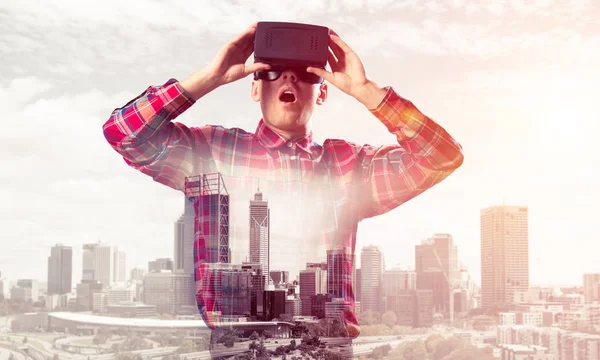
<box><xmin>355</xmin><ymin>86</ymin><xmax>465</xmax><ymax>219</ymax></box>
<box><xmin>102</xmin><ymin>78</ymin><xmax>215</xmax><ymax>193</ymax></box>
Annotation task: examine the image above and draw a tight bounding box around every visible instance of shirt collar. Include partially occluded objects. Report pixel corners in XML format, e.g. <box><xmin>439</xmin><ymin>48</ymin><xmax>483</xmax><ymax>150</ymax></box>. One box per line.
<box><xmin>254</xmin><ymin>119</ymin><xmax>316</xmax><ymax>154</ymax></box>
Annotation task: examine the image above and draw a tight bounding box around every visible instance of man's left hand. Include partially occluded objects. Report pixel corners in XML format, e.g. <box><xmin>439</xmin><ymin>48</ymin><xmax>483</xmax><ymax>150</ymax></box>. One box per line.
<box><xmin>307</xmin><ymin>30</ymin><xmax>387</xmax><ymax>109</ymax></box>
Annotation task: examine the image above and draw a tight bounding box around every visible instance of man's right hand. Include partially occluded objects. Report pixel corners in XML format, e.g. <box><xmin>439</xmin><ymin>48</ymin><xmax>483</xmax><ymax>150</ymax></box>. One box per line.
<box><xmin>179</xmin><ymin>22</ymin><xmax>271</xmax><ymax>101</ymax></box>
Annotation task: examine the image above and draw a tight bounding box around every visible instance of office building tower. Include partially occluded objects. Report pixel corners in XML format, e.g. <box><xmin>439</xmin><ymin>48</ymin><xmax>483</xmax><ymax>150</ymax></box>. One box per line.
<box><xmin>148</xmin><ymin>258</ymin><xmax>174</xmax><ymax>273</ymax></box>
<box><xmin>355</xmin><ymin>268</ymin><xmax>361</xmax><ymax>302</ymax></box>
<box><xmin>480</xmin><ymin>205</ymin><xmax>529</xmax><ymax>308</ymax></box>
<box><xmin>47</xmin><ymin>244</ymin><xmax>73</xmax><ymax>295</ymax></box>
<box><xmin>583</xmin><ymin>274</ymin><xmax>600</xmax><ymax>303</ymax></box>
<box><xmin>82</xmin><ymin>243</ymin><xmax>111</xmax><ymax>288</ymax></box>
<box><xmin>270</xmin><ymin>270</ymin><xmax>288</xmax><ymax>285</ymax></box>
<box><xmin>130</xmin><ymin>268</ymin><xmax>145</xmax><ymax>282</ymax></box>
<box><xmin>299</xmin><ymin>267</ymin><xmax>327</xmax><ymax>316</ymax></box>
<box><xmin>415</xmin><ymin>234</ymin><xmax>458</xmax><ymax>315</ymax></box>
<box><xmin>113</xmin><ymin>247</ymin><xmax>126</xmax><ymax>283</ymax></box>
<box><xmin>143</xmin><ymin>270</ymin><xmax>195</xmax><ymax>315</ymax></box>
<box><xmin>383</xmin><ymin>266</ymin><xmax>417</xmax><ymax>295</ymax></box>
<box><xmin>249</xmin><ymin>187</ymin><xmax>270</xmax><ymax>285</ymax></box>
<box><xmin>327</xmin><ymin>247</ymin><xmax>354</xmax><ymax>299</ymax></box>
<box><xmin>174</xmin><ymin>213</ymin><xmax>192</xmax><ymax>274</ymax></box>
<box><xmin>361</xmin><ymin>245</ymin><xmax>384</xmax><ymax>313</ymax></box>
<box><xmin>184</xmin><ymin>173</ymin><xmax>230</xmax><ymax>264</ymax></box>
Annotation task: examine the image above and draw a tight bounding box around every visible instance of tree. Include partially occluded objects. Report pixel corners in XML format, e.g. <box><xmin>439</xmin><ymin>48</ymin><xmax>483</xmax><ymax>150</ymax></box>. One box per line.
<box><xmin>425</xmin><ymin>334</ymin><xmax>444</xmax><ymax>354</ymax></box>
<box><xmin>249</xmin><ymin>338</ymin><xmax>269</xmax><ymax>359</ymax></box>
<box><xmin>22</xmin><ymin>336</ymin><xmax>28</xmax><ymax>344</ymax></box>
<box><xmin>432</xmin><ymin>337</ymin><xmax>464</xmax><ymax>360</ymax></box>
<box><xmin>359</xmin><ymin>311</ymin><xmax>381</xmax><ymax>326</ymax></box>
<box><xmin>249</xmin><ymin>331</ymin><xmax>260</xmax><ymax>341</ymax></box>
<box><xmin>381</xmin><ymin>311</ymin><xmax>397</xmax><ymax>328</ymax></box>
<box><xmin>215</xmin><ymin>328</ymin><xmax>242</xmax><ymax>348</ymax></box>
<box><xmin>369</xmin><ymin>344</ymin><xmax>392</xmax><ymax>359</ymax></box>
<box><xmin>387</xmin><ymin>340</ymin><xmax>428</xmax><ymax>360</ymax></box>
<box><xmin>176</xmin><ymin>339</ymin><xmax>196</xmax><ymax>354</ymax></box>
<box><xmin>444</xmin><ymin>346</ymin><xmax>496</xmax><ymax>360</ymax></box>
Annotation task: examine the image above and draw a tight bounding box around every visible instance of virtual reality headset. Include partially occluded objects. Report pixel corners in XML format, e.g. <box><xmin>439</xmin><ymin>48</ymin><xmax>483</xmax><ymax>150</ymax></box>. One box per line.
<box><xmin>253</xmin><ymin>21</ymin><xmax>330</xmax><ymax>69</ymax></box>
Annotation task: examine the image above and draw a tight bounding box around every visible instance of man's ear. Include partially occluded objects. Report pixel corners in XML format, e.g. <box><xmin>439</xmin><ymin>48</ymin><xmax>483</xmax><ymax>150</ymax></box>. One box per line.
<box><xmin>316</xmin><ymin>83</ymin><xmax>328</xmax><ymax>105</ymax></box>
<box><xmin>251</xmin><ymin>80</ymin><xmax>261</xmax><ymax>102</ymax></box>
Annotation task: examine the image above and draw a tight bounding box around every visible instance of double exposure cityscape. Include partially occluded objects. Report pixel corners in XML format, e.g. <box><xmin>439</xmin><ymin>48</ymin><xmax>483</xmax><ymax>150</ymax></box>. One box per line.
<box><xmin>1</xmin><ymin>171</ymin><xmax>597</xmax><ymax>359</ymax></box>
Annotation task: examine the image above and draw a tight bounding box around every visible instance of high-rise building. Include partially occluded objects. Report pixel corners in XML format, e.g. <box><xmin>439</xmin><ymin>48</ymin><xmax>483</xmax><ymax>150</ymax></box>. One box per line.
<box><xmin>148</xmin><ymin>258</ymin><xmax>174</xmax><ymax>273</ymax></box>
<box><xmin>249</xmin><ymin>187</ymin><xmax>270</xmax><ymax>285</ymax></box>
<box><xmin>327</xmin><ymin>247</ymin><xmax>354</xmax><ymax>299</ymax></box>
<box><xmin>130</xmin><ymin>268</ymin><xmax>145</xmax><ymax>282</ymax></box>
<box><xmin>299</xmin><ymin>267</ymin><xmax>327</xmax><ymax>316</ymax></box>
<box><xmin>361</xmin><ymin>245</ymin><xmax>384</xmax><ymax>313</ymax></box>
<box><xmin>143</xmin><ymin>270</ymin><xmax>195</xmax><ymax>315</ymax></box>
<box><xmin>47</xmin><ymin>244</ymin><xmax>73</xmax><ymax>295</ymax></box>
<box><xmin>383</xmin><ymin>266</ymin><xmax>417</xmax><ymax>294</ymax></box>
<box><xmin>174</xmin><ymin>213</ymin><xmax>192</xmax><ymax>274</ymax></box>
<box><xmin>269</xmin><ymin>270</ymin><xmax>288</xmax><ymax>285</ymax></box>
<box><xmin>415</xmin><ymin>234</ymin><xmax>458</xmax><ymax>315</ymax></box>
<box><xmin>82</xmin><ymin>243</ymin><xmax>111</xmax><ymax>288</ymax></box>
<box><xmin>583</xmin><ymin>274</ymin><xmax>600</xmax><ymax>303</ymax></box>
<box><xmin>480</xmin><ymin>205</ymin><xmax>529</xmax><ymax>309</ymax></box>
<box><xmin>184</xmin><ymin>173</ymin><xmax>231</xmax><ymax>264</ymax></box>
<box><xmin>113</xmin><ymin>247</ymin><xmax>126</xmax><ymax>284</ymax></box>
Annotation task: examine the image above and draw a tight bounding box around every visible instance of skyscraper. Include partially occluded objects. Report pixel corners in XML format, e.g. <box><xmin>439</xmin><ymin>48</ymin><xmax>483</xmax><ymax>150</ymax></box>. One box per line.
<box><xmin>174</xmin><ymin>213</ymin><xmax>193</xmax><ymax>274</ymax></box>
<box><xmin>415</xmin><ymin>234</ymin><xmax>458</xmax><ymax>315</ymax></box>
<box><xmin>113</xmin><ymin>247</ymin><xmax>126</xmax><ymax>284</ymax></box>
<box><xmin>360</xmin><ymin>245</ymin><xmax>384</xmax><ymax>313</ymax></box>
<box><xmin>299</xmin><ymin>266</ymin><xmax>327</xmax><ymax>316</ymax></box>
<box><xmin>184</xmin><ymin>173</ymin><xmax>231</xmax><ymax>264</ymax></box>
<box><xmin>47</xmin><ymin>244</ymin><xmax>73</xmax><ymax>295</ymax></box>
<box><xmin>583</xmin><ymin>274</ymin><xmax>600</xmax><ymax>303</ymax></box>
<box><xmin>327</xmin><ymin>247</ymin><xmax>354</xmax><ymax>299</ymax></box>
<box><xmin>480</xmin><ymin>205</ymin><xmax>529</xmax><ymax>308</ymax></box>
<box><xmin>249</xmin><ymin>186</ymin><xmax>270</xmax><ymax>285</ymax></box>
<box><xmin>383</xmin><ymin>266</ymin><xmax>417</xmax><ymax>295</ymax></box>
<box><xmin>82</xmin><ymin>243</ymin><xmax>111</xmax><ymax>288</ymax></box>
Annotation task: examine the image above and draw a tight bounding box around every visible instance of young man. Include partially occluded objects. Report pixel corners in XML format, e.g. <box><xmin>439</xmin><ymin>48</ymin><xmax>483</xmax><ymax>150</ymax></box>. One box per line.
<box><xmin>103</xmin><ymin>22</ymin><xmax>464</xmax><ymax>340</ymax></box>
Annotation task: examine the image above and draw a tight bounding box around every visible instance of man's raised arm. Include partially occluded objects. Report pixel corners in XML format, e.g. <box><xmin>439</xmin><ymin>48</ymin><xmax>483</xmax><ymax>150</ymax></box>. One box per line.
<box><xmin>307</xmin><ymin>30</ymin><xmax>464</xmax><ymax>219</ymax></box>
<box><xmin>102</xmin><ymin>23</ymin><xmax>271</xmax><ymax>192</ymax></box>
<box><xmin>355</xmin><ymin>88</ymin><xmax>464</xmax><ymax>219</ymax></box>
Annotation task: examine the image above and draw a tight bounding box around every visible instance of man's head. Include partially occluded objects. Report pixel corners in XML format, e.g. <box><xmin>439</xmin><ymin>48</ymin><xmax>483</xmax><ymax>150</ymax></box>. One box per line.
<box><xmin>251</xmin><ymin>64</ymin><xmax>328</xmax><ymax>140</ymax></box>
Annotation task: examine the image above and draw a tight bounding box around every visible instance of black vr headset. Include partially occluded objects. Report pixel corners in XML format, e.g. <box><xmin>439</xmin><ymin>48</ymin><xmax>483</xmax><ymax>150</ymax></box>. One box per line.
<box><xmin>253</xmin><ymin>21</ymin><xmax>330</xmax><ymax>84</ymax></box>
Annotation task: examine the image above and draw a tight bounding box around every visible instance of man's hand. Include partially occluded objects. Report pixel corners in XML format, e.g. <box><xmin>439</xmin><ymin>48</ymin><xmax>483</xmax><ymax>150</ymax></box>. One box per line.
<box><xmin>307</xmin><ymin>30</ymin><xmax>387</xmax><ymax>109</ymax></box>
<box><xmin>180</xmin><ymin>23</ymin><xmax>270</xmax><ymax>101</ymax></box>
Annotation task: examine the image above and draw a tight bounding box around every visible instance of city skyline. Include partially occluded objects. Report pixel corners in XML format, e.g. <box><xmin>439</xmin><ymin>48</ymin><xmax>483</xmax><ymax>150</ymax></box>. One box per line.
<box><xmin>2</xmin><ymin>1</ymin><xmax>600</xmax><ymax>289</ymax></box>
<box><xmin>0</xmin><ymin>201</ymin><xmax>586</xmax><ymax>289</ymax></box>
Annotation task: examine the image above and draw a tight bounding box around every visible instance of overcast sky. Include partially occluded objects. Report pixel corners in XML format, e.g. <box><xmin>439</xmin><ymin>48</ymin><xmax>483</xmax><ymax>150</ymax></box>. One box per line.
<box><xmin>1</xmin><ymin>0</ymin><xmax>599</xmax><ymax>288</ymax></box>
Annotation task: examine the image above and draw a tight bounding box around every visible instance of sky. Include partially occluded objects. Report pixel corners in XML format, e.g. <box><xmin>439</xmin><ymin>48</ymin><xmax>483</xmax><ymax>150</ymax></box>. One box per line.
<box><xmin>1</xmin><ymin>0</ymin><xmax>599</xmax><ymax>289</ymax></box>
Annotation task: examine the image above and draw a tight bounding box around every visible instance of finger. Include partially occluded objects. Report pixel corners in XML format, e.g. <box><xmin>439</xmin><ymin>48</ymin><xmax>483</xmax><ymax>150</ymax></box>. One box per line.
<box><xmin>242</xmin><ymin>39</ymin><xmax>256</xmax><ymax>58</ymax></box>
<box><xmin>330</xmin><ymin>33</ymin><xmax>353</xmax><ymax>55</ymax></box>
<box><xmin>307</xmin><ymin>66</ymin><xmax>334</xmax><ymax>83</ymax></box>
<box><xmin>231</xmin><ymin>24</ymin><xmax>257</xmax><ymax>48</ymax></box>
<box><xmin>329</xmin><ymin>36</ymin><xmax>347</xmax><ymax>63</ymax></box>
<box><xmin>245</xmin><ymin>62</ymin><xmax>271</xmax><ymax>76</ymax></box>
<box><xmin>327</xmin><ymin>50</ymin><xmax>339</xmax><ymax>72</ymax></box>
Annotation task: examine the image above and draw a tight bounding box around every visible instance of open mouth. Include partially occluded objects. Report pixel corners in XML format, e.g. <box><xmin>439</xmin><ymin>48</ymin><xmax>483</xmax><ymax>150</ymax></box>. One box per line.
<box><xmin>279</xmin><ymin>90</ymin><xmax>296</xmax><ymax>103</ymax></box>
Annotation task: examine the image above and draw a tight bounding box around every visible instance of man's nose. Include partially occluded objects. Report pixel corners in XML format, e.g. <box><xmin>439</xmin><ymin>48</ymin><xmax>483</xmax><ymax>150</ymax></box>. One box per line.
<box><xmin>281</xmin><ymin>70</ymin><xmax>298</xmax><ymax>82</ymax></box>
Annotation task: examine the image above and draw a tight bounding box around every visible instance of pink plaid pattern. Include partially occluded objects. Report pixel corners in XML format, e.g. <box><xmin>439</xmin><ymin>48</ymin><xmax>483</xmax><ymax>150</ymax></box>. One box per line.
<box><xmin>103</xmin><ymin>78</ymin><xmax>464</xmax><ymax>334</ymax></box>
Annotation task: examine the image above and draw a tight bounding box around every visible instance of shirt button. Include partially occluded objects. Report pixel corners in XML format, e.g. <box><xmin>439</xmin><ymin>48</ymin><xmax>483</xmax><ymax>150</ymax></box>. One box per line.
<box><xmin>287</xmin><ymin>141</ymin><xmax>293</xmax><ymax>148</ymax></box>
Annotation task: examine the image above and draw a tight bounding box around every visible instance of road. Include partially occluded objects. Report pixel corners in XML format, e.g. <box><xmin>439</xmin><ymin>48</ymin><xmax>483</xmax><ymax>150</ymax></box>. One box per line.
<box><xmin>179</xmin><ymin>334</ymin><xmax>431</xmax><ymax>359</ymax></box>
<box><xmin>86</xmin><ymin>346</ymin><xmax>179</xmax><ymax>360</ymax></box>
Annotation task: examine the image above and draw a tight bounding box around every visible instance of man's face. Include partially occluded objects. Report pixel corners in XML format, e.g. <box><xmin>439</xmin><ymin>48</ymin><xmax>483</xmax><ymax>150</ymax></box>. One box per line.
<box><xmin>251</xmin><ymin>67</ymin><xmax>328</xmax><ymax>138</ymax></box>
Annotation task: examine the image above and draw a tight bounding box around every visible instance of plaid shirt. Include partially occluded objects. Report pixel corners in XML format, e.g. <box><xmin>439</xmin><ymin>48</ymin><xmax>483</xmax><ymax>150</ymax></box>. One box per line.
<box><xmin>103</xmin><ymin>78</ymin><xmax>463</xmax><ymax>335</ymax></box>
